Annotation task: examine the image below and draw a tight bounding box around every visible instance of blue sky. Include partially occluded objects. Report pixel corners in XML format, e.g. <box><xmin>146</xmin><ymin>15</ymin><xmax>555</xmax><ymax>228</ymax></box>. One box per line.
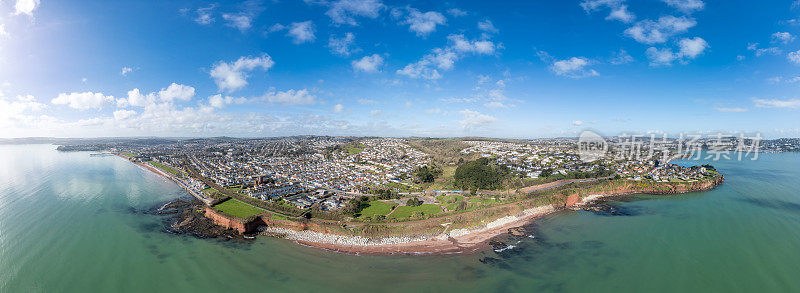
<box><xmin>0</xmin><ymin>0</ymin><xmax>799</xmax><ymax>138</ymax></box>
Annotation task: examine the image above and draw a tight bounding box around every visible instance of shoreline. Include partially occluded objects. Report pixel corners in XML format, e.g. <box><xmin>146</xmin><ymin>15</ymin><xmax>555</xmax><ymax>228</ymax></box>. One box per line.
<box><xmin>111</xmin><ymin>152</ymin><xmax>722</xmax><ymax>256</ymax></box>
<box><xmin>266</xmin><ymin>205</ymin><xmax>558</xmax><ymax>255</ymax></box>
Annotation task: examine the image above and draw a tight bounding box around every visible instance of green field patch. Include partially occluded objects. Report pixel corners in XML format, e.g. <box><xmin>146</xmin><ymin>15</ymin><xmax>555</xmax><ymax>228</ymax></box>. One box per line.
<box><xmin>388</xmin><ymin>204</ymin><xmax>442</xmax><ymax>219</ymax></box>
<box><xmin>444</xmin><ymin>194</ymin><xmax>464</xmax><ymax>203</ymax></box>
<box><xmin>226</xmin><ymin>185</ymin><xmax>244</xmax><ymax>194</ymax></box>
<box><xmin>148</xmin><ymin>161</ymin><xmax>182</xmax><ymax>176</ymax></box>
<box><xmin>201</xmin><ymin>188</ymin><xmax>220</xmax><ymax>197</ymax></box>
<box><xmin>359</xmin><ymin>201</ymin><xmax>398</xmax><ymax>218</ymax></box>
<box><xmin>270</xmin><ymin>213</ymin><xmax>288</xmax><ymax>220</ymax></box>
<box><xmin>345</xmin><ymin>143</ymin><xmax>366</xmax><ymax>155</ymax></box>
<box><xmin>214</xmin><ymin>198</ymin><xmax>265</xmax><ymax>218</ymax></box>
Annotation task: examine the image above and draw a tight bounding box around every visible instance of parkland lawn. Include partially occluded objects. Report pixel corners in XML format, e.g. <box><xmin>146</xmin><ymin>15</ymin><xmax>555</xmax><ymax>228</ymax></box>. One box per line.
<box><xmin>214</xmin><ymin>198</ymin><xmax>265</xmax><ymax>218</ymax></box>
<box><xmin>359</xmin><ymin>201</ymin><xmax>398</xmax><ymax>218</ymax></box>
<box><xmin>388</xmin><ymin>204</ymin><xmax>443</xmax><ymax>219</ymax></box>
<box><xmin>148</xmin><ymin>161</ymin><xmax>183</xmax><ymax>176</ymax></box>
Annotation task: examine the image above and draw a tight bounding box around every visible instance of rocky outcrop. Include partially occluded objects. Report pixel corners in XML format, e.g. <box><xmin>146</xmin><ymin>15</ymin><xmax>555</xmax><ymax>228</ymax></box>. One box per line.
<box><xmin>566</xmin><ymin>175</ymin><xmax>724</xmax><ymax>207</ymax></box>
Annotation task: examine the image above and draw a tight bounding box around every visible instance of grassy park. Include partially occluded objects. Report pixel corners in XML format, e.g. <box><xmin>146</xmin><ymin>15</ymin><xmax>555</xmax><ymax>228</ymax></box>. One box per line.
<box><xmin>214</xmin><ymin>198</ymin><xmax>266</xmax><ymax>218</ymax></box>
<box><xmin>388</xmin><ymin>204</ymin><xmax>442</xmax><ymax>219</ymax></box>
<box><xmin>359</xmin><ymin>201</ymin><xmax>398</xmax><ymax>218</ymax></box>
<box><xmin>148</xmin><ymin>161</ymin><xmax>182</xmax><ymax>176</ymax></box>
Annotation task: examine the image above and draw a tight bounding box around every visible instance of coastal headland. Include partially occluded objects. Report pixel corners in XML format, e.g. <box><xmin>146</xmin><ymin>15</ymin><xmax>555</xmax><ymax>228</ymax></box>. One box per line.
<box><xmin>127</xmin><ymin>150</ymin><xmax>723</xmax><ymax>255</ymax></box>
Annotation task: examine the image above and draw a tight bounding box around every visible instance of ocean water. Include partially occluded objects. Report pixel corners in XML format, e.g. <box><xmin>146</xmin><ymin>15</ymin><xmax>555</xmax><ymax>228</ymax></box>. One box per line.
<box><xmin>1</xmin><ymin>144</ymin><xmax>799</xmax><ymax>292</ymax></box>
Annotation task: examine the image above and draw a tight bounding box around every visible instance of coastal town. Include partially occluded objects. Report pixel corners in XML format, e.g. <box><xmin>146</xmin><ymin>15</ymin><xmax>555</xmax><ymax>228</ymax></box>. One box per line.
<box><xmin>54</xmin><ymin>135</ymin><xmax>766</xmax><ymax>214</ymax></box>
<box><xmin>44</xmin><ymin>134</ymin><xmax>796</xmax><ymax>253</ymax></box>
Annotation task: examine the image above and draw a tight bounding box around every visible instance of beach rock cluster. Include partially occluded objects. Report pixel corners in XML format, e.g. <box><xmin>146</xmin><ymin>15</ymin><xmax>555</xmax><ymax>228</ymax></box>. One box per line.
<box><xmin>159</xmin><ymin>198</ymin><xmax>243</xmax><ymax>239</ymax></box>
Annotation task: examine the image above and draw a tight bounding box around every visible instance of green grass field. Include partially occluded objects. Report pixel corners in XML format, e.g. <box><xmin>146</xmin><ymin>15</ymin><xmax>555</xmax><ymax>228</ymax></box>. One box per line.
<box><xmin>345</xmin><ymin>143</ymin><xmax>365</xmax><ymax>154</ymax></box>
<box><xmin>444</xmin><ymin>194</ymin><xmax>464</xmax><ymax>203</ymax></box>
<box><xmin>213</xmin><ymin>198</ymin><xmax>265</xmax><ymax>218</ymax></box>
<box><xmin>226</xmin><ymin>185</ymin><xmax>244</xmax><ymax>194</ymax></box>
<box><xmin>388</xmin><ymin>204</ymin><xmax>442</xmax><ymax>219</ymax></box>
<box><xmin>201</xmin><ymin>188</ymin><xmax>219</xmax><ymax>197</ymax></box>
<box><xmin>427</xmin><ymin>165</ymin><xmax>457</xmax><ymax>191</ymax></box>
<box><xmin>148</xmin><ymin>161</ymin><xmax>182</xmax><ymax>176</ymax></box>
<box><xmin>359</xmin><ymin>201</ymin><xmax>398</xmax><ymax>218</ymax></box>
<box><xmin>120</xmin><ymin>152</ymin><xmax>136</xmax><ymax>158</ymax></box>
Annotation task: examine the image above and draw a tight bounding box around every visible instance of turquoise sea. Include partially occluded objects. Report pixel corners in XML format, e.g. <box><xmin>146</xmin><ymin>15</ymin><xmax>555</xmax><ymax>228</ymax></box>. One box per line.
<box><xmin>1</xmin><ymin>144</ymin><xmax>799</xmax><ymax>292</ymax></box>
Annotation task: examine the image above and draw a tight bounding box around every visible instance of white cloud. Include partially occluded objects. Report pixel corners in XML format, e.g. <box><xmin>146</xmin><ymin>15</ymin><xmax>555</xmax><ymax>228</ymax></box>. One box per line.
<box><xmin>157</xmin><ymin>83</ymin><xmax>195</xmax><ymax>102</ymax></box>
<box><xmin>753</xmin><ymin>98</ymin><xmax>800</xmax><ymax>109</ymax></box>
<box><xmin>448</xmin><ymin>34</ymin><xmax>496</xmax><ymax>55</ymax></box>
<box><xmin>661</xmin><ymin>0</ymin><xmax>704</xmax><ymax>13</ymax></box>
<box><xmin>459</xmin><ymin>109</ymin><xmax>497</xmax><ymax>130</ymax></box>
<box><xmin>646</xmin><ymin>47</ymin><xmax>679</xmax><ymax>66</ymax></box>
<box><xmin>478</xmin><ymin>20</ymin><xmax>498</xmax><ymax>33</ymax></box>
<box><xmin>113</xmin><ymin>109</ymin><xmax>137</xmax><ymax>120</ymax></box>
<box><xmin>609</xmin><ymin>49</ymin><xmax>634</xmax><ymax>64</ymax></box>
<box><xmin>607</xmin><ymin>5</ymin><xmax>635</xmax><ymax>23</ymax></box>
<box><xmin>0</xmin><ymin>94</ymin><xmax>48</xmax><ymax>132</ymax></box>
<box><xmin>678</xmin><ymin>37</ymin><xmax>708</xmax><ymax>58</ymax></box>
<box><xmin>52</xmin><ymin>92</ymin><xmax>115</xmax><ymax>110</ymax></box>
<box><xmin>771</xmin><ymin>32</ymin><xmax>795</xmax><ymax>44</ymax></box>
<box><xmin>121</xmin><ymin>67</ymin><xmax>134</xmax><ymax>76</ymax></box>
<box><xmin>572</xmin><ymin>120</ymin><xmax>584</xmax><ymax>126</ymax></box>
<box><xmin>714</xmin><ymin>107</ymin><xmax>748</xmax><ymax>112</ymax></box>
<box><xmin>287</xmin><ymin>21</ymin><xmax>316</xmax><ymax>44</ymax></box>
<box><xmin>397</xmin><ymin>34</ymin><xmax>496</xmax><ymax>80</ymax></box>
<box><xmin>402</xmin><ymin>7</ymin><xmax>446</xmax><ymax>37</ymax></box>
<box><xmin>14</xmin><ymin>0</ymin><xmax>40</xmax><ymax>16</ymax></box>
<box><xmin>117</xmin><ymin>83</ymin><xmax>196</xmax><ymax>108</ymax></box>
<box><xmin>425</xmin><ymin>108</ymin><xmax>442</xmax><ymax>114</ymax></box>
<box><xmin>262</xmin><ymin>89</ymin><xmax>316</xmax><ymax>106</ymax></box>
<box><xmin>484</xmin><ymin>101</ymin><xmax>508</xmax><ymax>108</ymax></box>
<box><xmin>370</xmin><ymin>109</ymin><xmax>382</xmax><ymax>116</ymax></box>
<box><xmin>447</xmin><ymin>8</ymin><xmax>467</xmax><ymax>17</ymax></box>
<box><xmin>788</xmin><ymin>50</ymin><xmax>800</xmax><ymax>65</ymax></box>
<box><xmin>580</xmin><ymin>0</ymin><xmax>635</xmax><ymax>23</ymax></box>
<box><xmin>119</xmin><ymin>88</ymin><xmax>152</xmax><ymax>107</ymax></box>
<box><xmin>646</xmin><ymin>37</ymin><xmax>707</xmax><ymax>66</ymax></box>
<box><xmin>550</xmin><ymin>57</ymin><xmax>599</xmax><ymax>78</ymax></box>
<box><xmin>194</xmin><ymin>5</ymin><xmax>215</xmax><ymax>25</ymax></box>
<box><xmin>208</xmin><ymin>94</ymin><xmax>247</xmax><ymax>108</ymax></box>
<box><xmin>0</xmin><ymin>24</ymin><xmax>8</xmax><ymax>37</ymax></box>
<box><xmin>747</xmin><ymin>43</ymin><xmax>781</xmax><ymax>57</ymax></box>
<box><xmin>358</xmin><ymin>98</ymin><xmax>377</xmax><ymax>105</ymax></box>
<box><xmin>222</xmin><ymin>13</ymin><xmax>252</xmax><ymax>31</ymax></box>
<box><xmin>333</xmin><ymin>104</ymin><xmax>344</xmax><ymax>113</ymax></box>
<box><xmin>624</xmin><ymin>16</ymin><xmax>696</xmax><ymax>44</ymax></box>
<box><xmin>323</xmin><ymin>0</ymin><xmax>384</xmax><ymax>26</ymax></box>
<box><xmin>210</xmin><ymin>54</ymin><xmax>275</xmax><ymax>92</ymax></box>
<box><xmin>396</xmin><ymin>49</ymin><xmax>448</xmax><ymax>79</ymax></box>
<box><xmin>328</xmin><ymin>32</ymin><xmax>357</xmax><ymax>56</ymax></box>
<box><xmin>352</xmin><ymin>54</ymin><xmax>384</xmax><ymax>73</ymax></box>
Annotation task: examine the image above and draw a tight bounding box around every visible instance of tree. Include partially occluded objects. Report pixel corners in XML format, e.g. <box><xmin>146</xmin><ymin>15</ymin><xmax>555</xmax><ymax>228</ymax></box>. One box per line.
<box><xmin>453</xmin><ymin>158</ymin><xmax>510</xmax><ymax>190</ymax></box>
<box><xmin>406</xmin><ymin>197</ymin><xmax>422</xmax><ymax>207</ymax></box>
<box><xmin>540</xmin><ymin>168</ymin><xmax>553</xmax><ymax>178</ymax></box>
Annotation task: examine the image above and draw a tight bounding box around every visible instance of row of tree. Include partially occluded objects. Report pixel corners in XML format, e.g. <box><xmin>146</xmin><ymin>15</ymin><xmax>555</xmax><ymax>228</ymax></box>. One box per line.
<box><xmin>453</xmin><ymin>157</ymin><xmax>510</xmax><ymax>190</ymax></box>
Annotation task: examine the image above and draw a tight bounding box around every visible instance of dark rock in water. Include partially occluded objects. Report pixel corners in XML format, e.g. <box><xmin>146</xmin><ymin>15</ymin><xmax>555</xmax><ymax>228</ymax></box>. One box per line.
<box><xmin>508</xmin><ymin>227</ymin><xmax>526</xmax><ymax>237</ymax></box>
<box><xmin>583</xmin><ymin>203</ymin><xmax>642</xmax><ymax>216</ymax></box>
<box><xmin>488</xmin><ymin>240</ymin><xmax>507</xmax><ymax>251</ymax></box>
<box><xmin>479</xmin><ymin>257</ymin><xmax>511</xmax><ymax>270</ymax></box>
<box><xmin>154</xmin><ymin>198</ymin><xmax>245</xmax><ymax>240</ymax></box>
